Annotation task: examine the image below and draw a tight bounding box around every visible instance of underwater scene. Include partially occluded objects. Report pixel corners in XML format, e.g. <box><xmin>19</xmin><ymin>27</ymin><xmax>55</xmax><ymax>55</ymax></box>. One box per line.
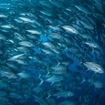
<box><xmin>0</xmin><ymin>0</ymin><xmax>105</xmax><ymax>105</ymax></box>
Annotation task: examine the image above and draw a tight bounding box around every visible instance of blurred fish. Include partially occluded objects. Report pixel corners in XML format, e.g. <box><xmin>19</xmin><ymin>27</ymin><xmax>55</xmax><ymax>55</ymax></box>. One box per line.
<box><xmin>93</xmin><ymin>80</ymin><xmax>103</xmax><ymax>89</ymax></box>
<box><xmin>17</xmin><ymin>71</ymin><xmax>31</xmax><ymax>79</ymax></box>
<box><xmin>34</xmin><ymin>95</ymin><xmax>48</xmax><ymax>105</ymax></box>
<box><xmin>84</xmin><ymin>41</ymin><xmax>100</xmax><ymax>48</ymax></box>
<box><xmin>0</xmin><ymin>24</ymin><xmax>12</xmax><ymax>29</ymax></box>
<box><xmin>83</xmin><ymin>62</ymin><xmax>104</xmax><ymax>73</ymax></box>
<box><xmin>50</xmin><ymin>63</ymin><xmax>67</xmax><ymax>75</ymax></box>
<box><xmin>33</xmin><ymin>85</ymin><xmax>44</xmax><ymax>94</ymax></box>
<box><xmin>0</xmin><ymin>13</ymin><xmax>8</xmax><ymax>18</ymax></box>
<box><xmin>74</xmin><ymin>4</ymin><xmax>91</xmax><ymax>14</ymax></box>
<box><xmin>49</xmin><ymin>33</ymin><xmax>63</xmax><ymax>40</ymax></box>
<box><xmin>53</xmin><ymin>90</ymin><xmax>74</xmax><ymax>98</ymax></box>
<box><xmin>0</xmin><ymin>69</ymin><xmax>17</xmax><ymax>79</ymax></box>
<box><xmin>19</xmin><ymin>41</ymin><xmax>34</xmax><ymax>47</ymax></box>
<box><xmin>18</xmin><ymin>17</ymin><xmax>35</xmax><ymax>23</ymax></box>
<box><xmin>45</xmin><ymin>75</ymin><xmax>63</xmax><ymax>85</ymax></box>
<box><xmin>26</xmin><ymin>29</ymin><xmax>41</xmax><ymax>35</ymax></box>
<box><xmin>62</xmin><ymin>25</ymin><xmax>79</xmax><ymax>34</ymax></box>
<box><xmin>7</xmin><ymin>53</ymin><xmax>25</xmax><ymax>61</ymax></box>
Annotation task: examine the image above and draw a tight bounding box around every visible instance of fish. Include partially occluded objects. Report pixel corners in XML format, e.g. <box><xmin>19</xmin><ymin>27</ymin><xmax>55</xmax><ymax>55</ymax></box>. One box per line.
<box><xmin>0</xmin><ymin>25</ymin><xmax>12</xmax><ymax>29</ymax></box>
<box><xmin>62</xmin><ymin>25</ymin><xmax>79</xmax><ymax>34</ymax></box>
<box><xmin>83</xmin><ymin>62</ymin><xmax>104</xmax><ymax>73</ymax></box>
<box><xmin>18</xmin><ymin>41</ymin><xmax>34</xmax><ymax>47</ymax></box>
<box><xmin>41</xmin><ymin>42</ymin><xmax>55</xmax><ymax>49</ymax></box>
<box><xmin>53</xmin><ymin>90</ymin><xmax>74</xmax><ymax>98</ymax></box>
<box><xmin>93</xmin><ymin>80</ymin><xmax>103</xmax><ymax>89</ymax></box>
<box><xmin>33</xmin><ymin>95</ymin><xmax>48</xmax><ymax>105</ymax></box>
<box><xmin>32</xmin><ymin>85</ymin><xmax>44</xmax><ymax>94</ymax></box>
<box><xmin>9</xmin><ymin>92</ymin><xmax>23</xmax><ymax>99</ymax></box>
<box><xmin>0</xmin><ymin>13</ymin><xmax>8</xmax><ymax>18</ymax></box>
<box><xmin>74</xmin><ymin>5</ymin><xmax>91</xmax><ymax>14</ymax></box>
<box><xmin>7</xmin><ymin>53</ymin><xmax>25</xmax><ymax>61</ymax></box>
<box><xmin>17</xmin><ymin>71</ymin><xmax>31</xmax><ymax>79</ymax></box>
<box><xmin>50</xmin><ymin>63</ymin><xmax>67</xmax><ymax>75</ymax></box>
<box><xmin>45</xmin><ymin>75</ymin><xmax>64</xmax><ymax>85</ymax></box>
<box><xmin>26</xmin><ymin>30</ymin><xmax>41</xmax><ymax>35</ymax></box>
<box><xmin>0</xmin><ymin>69</ymin><xmax>17</xmax><ymax>79</ymax></box>
<box><xmin>84</xmin><ymin>41</ymin><xmax>100</xmax><ymax>48</ymax></box>
<box><xmin>18</xmin><ymin>17</ymin><xmax>35</xmax><ymax>23</ymax></box>
<box><xmin>48</xmin><ymin>33</ymin><xmax>63</xmax><ymax>40</ymax></box>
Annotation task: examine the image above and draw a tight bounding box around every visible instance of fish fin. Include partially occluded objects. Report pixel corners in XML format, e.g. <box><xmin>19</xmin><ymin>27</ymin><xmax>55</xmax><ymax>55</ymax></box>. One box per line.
<box><xmin>45</xmin><ymin>71</ymin><xmax>50</xmax><ymax>77</ymax></box>
<box><xmin>81</xmin><ymin>76</ymin><xmax>85</xmax><ymax>84</ymax></box>
<box><xmin>46</xmin><ymin>93</ymin><xmax>51</xmax><ymax>99</ymax></box>
<box><xmin>91</xmin><ymin>49</ymin><xmax>95</xmax><ymax>54</ymax></box>
<box><xmin>50</xmin><ymin>82</ymin><xmax>54</xmax><ymax>86</ymax></box>
<box><xmin>39</xmin><ymin>78</ymin><xmax>43</xmax><ymax>85</ymax></box>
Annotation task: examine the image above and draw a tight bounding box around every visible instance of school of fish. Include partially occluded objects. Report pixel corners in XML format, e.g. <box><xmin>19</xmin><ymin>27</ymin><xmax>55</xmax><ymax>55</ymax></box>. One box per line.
<box><xmin>0</xmin><ymin>0</ymin><xmax>105</xmax><ymax>105</ymax></box>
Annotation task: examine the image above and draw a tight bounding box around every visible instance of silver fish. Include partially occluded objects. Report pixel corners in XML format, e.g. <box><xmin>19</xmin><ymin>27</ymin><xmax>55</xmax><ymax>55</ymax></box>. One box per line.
<box><xmin>83</xmin><ymin>62</ymin><xmax>104</xmax><ymax>73</ymax></box>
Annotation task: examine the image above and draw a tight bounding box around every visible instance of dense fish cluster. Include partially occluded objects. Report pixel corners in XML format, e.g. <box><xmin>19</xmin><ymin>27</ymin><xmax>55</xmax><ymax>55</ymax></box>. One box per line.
<box><xmin>0</xmin><ymin>0</ymin><xmax>105</xmax><ymax>105</ymax></box>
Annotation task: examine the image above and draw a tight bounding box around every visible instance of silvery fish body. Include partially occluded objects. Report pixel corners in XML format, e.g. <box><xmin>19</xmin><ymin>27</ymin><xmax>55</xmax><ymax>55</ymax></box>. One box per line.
<box><xmin>53</xmin><ymin>91</ymin><xmax>74</xmax><ymax>98</ymax></box>
<box><xmin>83</xmin><ymin>62</ymin><xmax>104</xmax><ymax>73</ymax></box>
